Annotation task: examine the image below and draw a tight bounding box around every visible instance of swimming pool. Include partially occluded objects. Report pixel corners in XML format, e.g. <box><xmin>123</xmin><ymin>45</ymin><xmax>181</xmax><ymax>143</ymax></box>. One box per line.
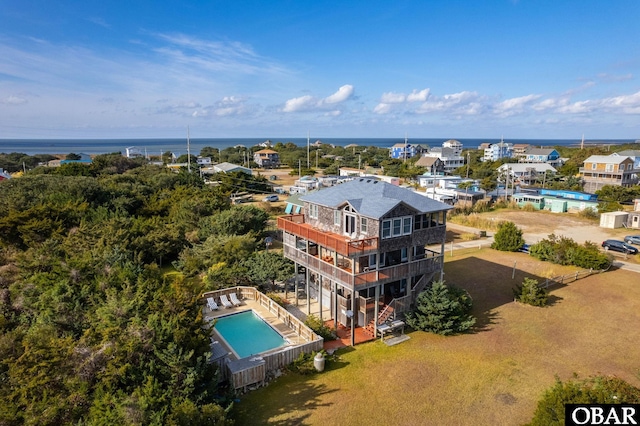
<box><xmin>213</xmin><ymin>310</ymin><xmax>287</xmax><ymax>358</ymax></box>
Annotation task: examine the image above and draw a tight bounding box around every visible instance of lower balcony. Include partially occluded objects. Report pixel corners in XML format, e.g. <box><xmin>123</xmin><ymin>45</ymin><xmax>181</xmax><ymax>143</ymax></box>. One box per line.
<box><xmin>283</xmin><ymin>244</ymin><xmax>442</xmax><ymax>290</ymax></box>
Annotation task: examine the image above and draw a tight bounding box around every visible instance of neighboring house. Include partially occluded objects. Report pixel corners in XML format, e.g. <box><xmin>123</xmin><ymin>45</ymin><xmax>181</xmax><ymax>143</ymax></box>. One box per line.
<box><xmin>418</xmin><ymin>174</ymin><xmax>466</xmax><ymax>189</ymax></box>
<box><xmin>423</xmin><ymin>187</ymin><xmax>484</xmax><ymax>207</ymax></box>
<box><xmin>579</xmin><ymin>155</ymin><xmax>638</xmax><ymax>193</ymax></box>
<box><xmin>278</xmin><ymin>178</ymin><xmax>451</xmax><ymax>338</ymax></box>
<box><xmin>60</xmin><ymin>153</ymin><xmax>92</xmax><ymax>165</ymax></box>
<box><xmin>483</xmin><ymin>142</ymin><xmax>514</xmax><ymax>162</ymax></box>
<box><xmin>442</xmin><ymin>139</ymin><xmax>464</xmax><ymax>156</ymax></box>
<box><xmin>253</xmin><ymin>149</ymin><xmax>280</xmax><ymax>168</ymax></box>
<box><xmin>212</xmin><ymin>162</ymin><xmax>252</xmax><ymax>175</ymax></box>
<box><xmin>415</xmin><ymin>156</ymin><xmax>445</xmax><ymax>175</ymax></box>
<box><xmin>125</xmin><ymin>146</ymin><xmax>144</xmax><ymax>158</ymax></box>
<box><xmin>389</xmin><ymin>143</ymin><xmax>418</xmax><ymax>160</ymax></box>
<box><xmin>421</xmin><ymin>147</ymin><xmax>464</xmax><ymax>173</ymax></box>
<box><xmin>197</xmin><ymin>157</ymin><xmax>212</xmax><ymax>166</ymax></box>
<box><xmin>520</xmin><ymin>148</ymin><xmax>561</xmax><ymax>167</ymax></box>
<box><xmin>626</xmin><ymin>199</ymin><xmax>640</xmax><ymax>229</ymax></box>
<box><xmin>339</xmin><ymin>167</ymin><xmax>363</xmax><ymax>177</ymax></box>
<box><xmin>513</xmin><ymin>193</ymin><xmax>599</xmax><ymax>213</ymax></box>
<box><xmin>512</xmin><ymin>144</ymin><xmax>531</xmax><ymax>159</ymax></box>
<box><xmin>612</xmin><ymin>150</ymin><xmax>640</xmax><ymax>171</ymax></box>
<box><xmin>294</xmin><ymin>176</ymin><xmax>320</xmax><ymax>192</ymax></box>
<box><xmin>497</xmin><ymin>163</ymin><xmax>557</xmax><ymax>186</ymax></box>
<box><xmin>0</xmin><ymin>168</ymin><xmax>11</xmax><ymax>181</ymax></box>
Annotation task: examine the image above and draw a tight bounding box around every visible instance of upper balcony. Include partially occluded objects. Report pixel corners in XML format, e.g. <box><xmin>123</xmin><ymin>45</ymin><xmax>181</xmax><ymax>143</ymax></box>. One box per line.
<box><xmin>278</xmin><ymin>214</ymin><xmax>378</xmax><ymax>257</ymax></box>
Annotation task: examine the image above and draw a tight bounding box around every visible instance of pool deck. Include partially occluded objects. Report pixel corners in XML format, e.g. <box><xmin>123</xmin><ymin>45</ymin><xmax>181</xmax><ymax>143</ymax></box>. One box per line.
<box><xmin>205</xmin><ymin>299</ymin><xmax>308</xmax><ymax>361</ymax></box>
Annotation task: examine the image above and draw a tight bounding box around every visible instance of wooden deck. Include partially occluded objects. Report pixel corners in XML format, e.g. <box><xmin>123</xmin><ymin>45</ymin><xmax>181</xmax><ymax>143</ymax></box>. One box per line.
<box><xmin>323</xmin><ymin>320</ymin><xmax>375</xmax><ymax>351</ymax></box>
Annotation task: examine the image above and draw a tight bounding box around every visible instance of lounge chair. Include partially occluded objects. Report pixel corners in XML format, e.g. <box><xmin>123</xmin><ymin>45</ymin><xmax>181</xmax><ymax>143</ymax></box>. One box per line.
<box><xmin>207</xmin><ymin>297</ymin><xmax>219</xmax><ymax>311</ymax></box>
<box><xmin>229</xmin><ymin>293</ymin><xmax>243</xmax><ymax>306</ymax></box>
<box><xmin>219</xmin><ymin>294</ymin><xmax>233</xmax><ymax>308</ymax></box>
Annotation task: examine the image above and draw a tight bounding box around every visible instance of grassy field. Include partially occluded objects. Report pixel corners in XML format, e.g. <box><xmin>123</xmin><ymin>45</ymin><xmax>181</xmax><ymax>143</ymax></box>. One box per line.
<box><xmin>230</xmin><ymin>248</ymin><xmax>640</xmax><ymax>425</ymax></box>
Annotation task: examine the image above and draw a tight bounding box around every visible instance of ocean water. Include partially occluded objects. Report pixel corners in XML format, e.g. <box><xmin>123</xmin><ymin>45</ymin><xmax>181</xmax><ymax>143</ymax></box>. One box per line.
<box><xmin>0</xmin><ymin>137</ymin><xmax>636</xmax><ymax>156</ymax></box>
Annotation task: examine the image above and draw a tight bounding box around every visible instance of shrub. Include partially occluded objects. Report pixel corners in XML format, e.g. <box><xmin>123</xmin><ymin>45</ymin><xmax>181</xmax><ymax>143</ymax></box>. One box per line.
<box><xmin>266</xmin><ymin>292</ymin><xmax>288</xmax><ymax>307</ymax></box>
<box><xmin>304</xmin><ymin>314</ymin><xmax>337</xmax><ymax>340</ymax></box>
<box><xmin>530</xmin><ymin>234</ymin><xmax>611</xmax><ymax>270</ymax></box>
<box><xmin>405</xmin><ymin>280</ymin><xmax>476</xmax><ymax>335</ymax></box>
<box><xmin>528</xmin><ymin>376</ymin><xmax>640</xmax><ymax>425</ymax></box>
<box><xmin>491</xmin><ymin>221</ymin><xmax>525</xmax><ymax>252</ymax></box>
<box><xmin>288</xmin><ymin>350</ymin><xmax>328</xmax><ymax>375</ymax></box>
<box><xmin>514</xmin><ymin>277</ymin><xmax>548</xmax><ymax>307</ymax></box>
<box><xmin>577</xmin><ymin>207</ymin><xmax>599</xmax><ymax>220</ymax></box>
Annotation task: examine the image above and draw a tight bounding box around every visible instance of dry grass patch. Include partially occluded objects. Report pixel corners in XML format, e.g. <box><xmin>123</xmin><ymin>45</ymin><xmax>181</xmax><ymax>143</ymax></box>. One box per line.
<box><xmin>230</xmin><ymin>249</ymin><xmax>640</xmax><ymax>425</ymax></box>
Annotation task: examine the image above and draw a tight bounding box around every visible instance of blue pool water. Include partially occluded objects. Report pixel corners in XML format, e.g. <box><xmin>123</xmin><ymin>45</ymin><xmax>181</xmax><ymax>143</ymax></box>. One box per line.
<box><xmin>214</xmin><ymin>310</ymin><xmax>287</xmax><ymax>358</ymax></box>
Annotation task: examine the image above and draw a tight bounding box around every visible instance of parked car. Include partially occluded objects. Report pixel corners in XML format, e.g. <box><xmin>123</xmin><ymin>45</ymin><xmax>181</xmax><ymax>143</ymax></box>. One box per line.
<box><xmin>602</xmin><ymin>239</ymin><xmax>639</xmax><ymax>254</ymax></box>
<box><xmin>623</xmin><ymin>235</ymin><xmax>640</xmax><ymax>245</ymax></box>
<box><xmin>517</xmin><ymin>243</ymin><xmax>531</xmax><ymax>254</ymax></box>
<box><xmin>263</xmin><ymin>195</ymin><xmax>279</xmax><ymax>202</ymax></box>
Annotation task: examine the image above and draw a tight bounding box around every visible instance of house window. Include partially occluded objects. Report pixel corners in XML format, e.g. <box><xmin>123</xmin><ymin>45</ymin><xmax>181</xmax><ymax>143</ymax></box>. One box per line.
<box><xmin>382</xmin><ymin>216</ymin><xmax>412</xmax><ymax>238</ymax></box>
<box><xmin>334</xmin><ymin>210</ymin><xmax>341</xmax><ymax>226</ymax></box>
<box><xmin>382</xmin><ymin>221</ymin><xmax>391</xmax><ymax>238</ymax></box>
<box><xmin>360</xmin><ymin>217</ymin><xmax>368</xmax><ymax>233</ymax></box>
<box><xmin>606</xmin><ymin>164</ymin><xmax>613</xmax><ymax>172</ymax></box>
<box><xmin>309</xmin><ymin>204</ymin><xmax>318</xmax><ymax>219</ymax></box>
<box><xmin>401</xmin><ymin>247</ymin><xmax>408</xmax><ymax>262</ymax></box>
<box><xmin>392</xmin><ymin>218</ymin><xmax>402</xmax><ymax>236</ymax></box>
<box><xmin>403</xmin><ymin>217</ymin><xmax>412</xmax><ymax>234</ymax></box>
<box><xmin>591</xmin><ymin>163</ymin><xmax>597</xmax><ymax>170</ymax></box>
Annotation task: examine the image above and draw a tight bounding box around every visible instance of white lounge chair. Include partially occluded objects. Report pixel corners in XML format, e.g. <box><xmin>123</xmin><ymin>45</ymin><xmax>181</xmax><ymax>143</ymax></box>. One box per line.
<box><xmin>229</xmin><ymin>293</ymin><xmax>242</xmax><ymax>306</ymax></box>
<box><xmin>207</xmin><ymin>297</ymin><xmax>219</xmax><ymax>311</ymax></box>
<box><xmin>219</xmin><ymin>294</ymin><xmax>233</xmax><ymax>308</ymax></box>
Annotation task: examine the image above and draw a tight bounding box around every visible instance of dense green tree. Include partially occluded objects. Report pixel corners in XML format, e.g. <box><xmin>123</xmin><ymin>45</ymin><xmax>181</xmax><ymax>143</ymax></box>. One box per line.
<box><xmin>528</xmin><ymin>376</ymin><xmax>640</xmax><ymax>426</ymax></box>
<box><xmin>405</xmin><ymin>280</ymin><xmax>476</xmax><ymax>335</ymax></box>
<box><xmin>245</xmin><ymin>251</ymin><xmax>294</xmax><ymax>290</ymax></box>
<box><xmin>491</xmin><ymin>221</ymin><xmax>525</xmax><ymax>252</ymax></box>
<box><xmin>513</xmin><ymin>277</ymin><xmax>548</xmax><ymax>307</ymax></box>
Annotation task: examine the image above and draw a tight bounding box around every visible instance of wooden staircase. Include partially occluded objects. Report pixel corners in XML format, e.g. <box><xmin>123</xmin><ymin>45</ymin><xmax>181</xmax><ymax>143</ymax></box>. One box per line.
<box><xmin>363</xmin><ymin>304</ymin><xmax>394</xmax><ymax>337</ymax></box>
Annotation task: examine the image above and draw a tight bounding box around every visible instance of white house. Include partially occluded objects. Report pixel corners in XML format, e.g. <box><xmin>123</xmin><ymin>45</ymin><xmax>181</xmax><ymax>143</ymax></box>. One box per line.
<box><xmin>483</xmin><ymin>142</ymin><xmax>514</xmax><ymax>162</ymax></box>
<box><xmin>497</xmin><ymin>163</ymin><xmax>557</xmax><ymax>186</ymax></box>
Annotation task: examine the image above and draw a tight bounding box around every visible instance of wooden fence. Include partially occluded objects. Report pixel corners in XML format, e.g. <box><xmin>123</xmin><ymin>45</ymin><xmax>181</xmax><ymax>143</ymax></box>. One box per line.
<box><xmin>539</xmin><ymin>267</ymin><xmax>606</xmax><ymax>289</ymax></box>
<box><xmin>201</xmin><ymin>286</ymin><xmax>323</xmax><ymax>392</ymax></box>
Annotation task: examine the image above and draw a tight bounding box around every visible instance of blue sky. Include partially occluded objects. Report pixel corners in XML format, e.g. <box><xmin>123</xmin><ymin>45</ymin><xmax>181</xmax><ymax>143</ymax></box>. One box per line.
<box><xmin>1</xmin><ymin>0</ymin><xmax>639</xmax><ymax>140</ymax></box>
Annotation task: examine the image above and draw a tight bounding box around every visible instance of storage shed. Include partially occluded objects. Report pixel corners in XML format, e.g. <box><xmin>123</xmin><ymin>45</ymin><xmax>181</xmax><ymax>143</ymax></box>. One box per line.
<box><xmin>600</xmin><ymin>211</ymin><xmax>629</xmax><ymax>229</ymax></box>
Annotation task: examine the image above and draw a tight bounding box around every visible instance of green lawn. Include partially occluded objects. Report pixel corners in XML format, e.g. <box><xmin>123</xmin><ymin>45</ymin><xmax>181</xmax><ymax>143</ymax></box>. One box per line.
<box><xmin>230</xmin><ymin>249</ymin><xmax>640</xmax><ymax>425</ymax></box>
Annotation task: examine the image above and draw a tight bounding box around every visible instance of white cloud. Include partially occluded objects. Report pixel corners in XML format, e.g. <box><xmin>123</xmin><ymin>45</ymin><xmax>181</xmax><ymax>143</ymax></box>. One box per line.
<box><xmin>373</xmin><ymin>103</ymin><xmax>392</xmax><ymax>114</ymax></box>
<box><xmin>380</xmin><ymin>92</ymin><xmax>406</xmax><ymax>103</ymax></box>
<box><xmin>494</xmin><ymin>94</ymin><xmax>541</xmax><ymax>117</ymax></box>
<box><xmin>406</xmin><ymin>89</ymin><xmax>430</xmax><ymax>102</ymax></box>
<box><xmin>2</xmin><ymin>95</ymin><xmax>28</xmax><ymax>105</ymax></box>
<box><xmin>416</xmin><ymin>91</ymin><xmax>483</xmax><ymax>114</ymax></box>
<box><xmin>282</xmin><ymin>85</ymin><xmax>354</xmax><ymax>112</ymax></box>
<box><xmin>283</xmin><ymin>95</ymin><xmax>315</xmax><ymax>112</ymax></box>
<box><xmin>323</xmin><ymin>85</ymin><xmax>354</xmax><ymax>104</ymax></box>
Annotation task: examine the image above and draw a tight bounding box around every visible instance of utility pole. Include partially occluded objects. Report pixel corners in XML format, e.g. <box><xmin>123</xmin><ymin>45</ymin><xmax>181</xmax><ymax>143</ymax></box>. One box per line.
<box><xmin>187</xmin><ymin>126</ymin><xmax>191</xmax><ymax>173</ymax></box>
<box><xmin>466</xmin><ymin>152</ymin><xmax>470</xmax><ymax>179</ymax></box>
<box><xmin>307</xmin><ymin>131</ymin><xmax>310</xmax><ymax>169</ymax></box>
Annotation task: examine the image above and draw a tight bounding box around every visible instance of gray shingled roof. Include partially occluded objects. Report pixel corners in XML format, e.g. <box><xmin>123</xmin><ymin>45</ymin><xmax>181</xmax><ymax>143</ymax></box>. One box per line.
<box><xmin>300</xmin><ymin>178</ymin><xmax>452</xmax><ymax>219</ymax></box>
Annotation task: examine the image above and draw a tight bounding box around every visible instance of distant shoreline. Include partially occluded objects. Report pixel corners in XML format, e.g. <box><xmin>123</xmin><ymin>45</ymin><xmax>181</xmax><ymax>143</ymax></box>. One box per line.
<box><xmin>0</xmin><ymin>137</ymin><xmax>637</xmax><ymax>156</ymax></box>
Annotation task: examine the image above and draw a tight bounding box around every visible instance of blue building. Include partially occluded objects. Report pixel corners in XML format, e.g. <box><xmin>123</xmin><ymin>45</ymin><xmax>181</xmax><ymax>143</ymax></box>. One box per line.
<box><xmin>389</xmin><ymin>143</ymin><xmax>418</xmax><ymax>160</ymax></box>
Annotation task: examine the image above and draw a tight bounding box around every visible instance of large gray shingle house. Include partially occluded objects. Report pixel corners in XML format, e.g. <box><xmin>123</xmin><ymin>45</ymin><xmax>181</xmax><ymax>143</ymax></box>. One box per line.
<box><xmin>278</xmin><ymin>178</ymin><xmax>451</xmax><ymax>338</ymax></box>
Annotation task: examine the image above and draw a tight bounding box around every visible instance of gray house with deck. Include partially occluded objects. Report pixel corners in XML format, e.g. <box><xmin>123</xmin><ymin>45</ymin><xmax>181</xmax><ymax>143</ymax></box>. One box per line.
<box><xmin>278</xmin><ymin>178</ymin><xmax>451</xmax><ymax>338</ymax></box>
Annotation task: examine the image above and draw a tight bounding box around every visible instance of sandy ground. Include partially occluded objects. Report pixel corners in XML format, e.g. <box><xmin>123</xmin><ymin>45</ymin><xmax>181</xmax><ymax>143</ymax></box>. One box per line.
<box><xmin>477</xmin><ymin>210</ymin><xmax>633</xmax><ymax>245</ymax></box>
